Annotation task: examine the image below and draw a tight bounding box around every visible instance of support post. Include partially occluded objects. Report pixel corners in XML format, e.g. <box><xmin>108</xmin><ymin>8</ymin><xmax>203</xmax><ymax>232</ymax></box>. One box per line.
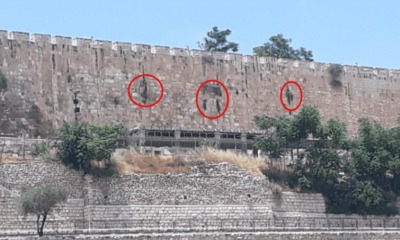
<box><xmin>241</xmin><ymin>132</ymin><xmax>247</xmax><ymax>154</ymax></box>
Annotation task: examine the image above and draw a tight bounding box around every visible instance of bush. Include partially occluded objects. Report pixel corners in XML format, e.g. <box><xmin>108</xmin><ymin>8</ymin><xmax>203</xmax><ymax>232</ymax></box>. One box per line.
<box><xmin>262</xmin><ymin>167</ymin><xmax>291</xmax><ymax>185</ymax></box>
<box><xmin>298</xmin><ymin>175</ymin><xmax>312</xmax><ymax>190</ymax></box>
<box><xmin>56</xmin><ymin>122</ymin><xmax>122</xmax><ymax>174</ymax></box>
<box><xmin>32</xmin><ymin>142</ymin><xmax>48</xmax><ymax>157</ymax></box>
<box><xmin>90</xmin><ymin>160</ymin><xmax>118</xmax><ymax>178</ymax></box>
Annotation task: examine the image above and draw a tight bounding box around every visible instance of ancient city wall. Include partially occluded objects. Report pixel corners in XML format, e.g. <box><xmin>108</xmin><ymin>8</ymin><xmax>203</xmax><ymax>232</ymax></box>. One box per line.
<box><xmin>0</xmin><ymin>30</ymin><xmax>399</xmax><ymax>137</ymax></box>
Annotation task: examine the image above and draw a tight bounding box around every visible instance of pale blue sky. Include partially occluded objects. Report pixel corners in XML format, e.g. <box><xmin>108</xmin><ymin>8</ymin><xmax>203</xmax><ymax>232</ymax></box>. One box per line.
<box><xmin>1</xmin><ymin>0</ymin><xmax>399</xmax><ymax>69</ymax></box>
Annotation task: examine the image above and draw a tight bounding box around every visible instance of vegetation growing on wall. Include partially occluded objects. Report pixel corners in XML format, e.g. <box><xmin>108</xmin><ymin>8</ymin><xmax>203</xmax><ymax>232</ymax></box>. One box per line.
<box><xmin>198</xmin><ymin>26</ymin><xmax>239</xmax><ymax>53</ymax></box>
<box><xmin>253</xmin><ymin>34</ymin><xmax>313</xmax><ymax>61</ymax></box>
<box><xmin>255</xmin><ymin>106</ymin><xmax>400</xmax><ymax>215</ymax></box>
<box><xmin>329</xmin><ymin>64</ymin><xmax>343</xmax><ymax>87</ymax></box>
<box><xmin>32</xmin><ymin>142</ymin><xmax>47</xmax><ymax>155</ymax></box>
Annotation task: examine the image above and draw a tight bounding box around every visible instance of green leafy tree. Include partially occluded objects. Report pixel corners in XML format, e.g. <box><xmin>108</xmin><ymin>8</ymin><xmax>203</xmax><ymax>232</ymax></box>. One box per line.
<box><xmin>254</xmin><ymin>106</ymin><xmax>322</xmax><ymax>159</ymax></box>
<box><xmin>352</xmin><ymin>181</ymin><xmax>383</xmax><ymax>214</ymax></box>
<box><xmin>198</xmin><ymin>26</ymin><xmax>239</xmax><ymax>53</ymax></box>
<box><xmin>298</xmin><ymin>175</ymin><xmax>312</xmax><ymax>190</ymax></box>
<box><xmin>291</xmin><ymin>106</ymin><xmax>321</xmax><ymax>139</ymax></box>
<box><xmin>56</xmin><ymin>122</ymin><xmax>121</xmax><ymax>175</ymax></box>
<box><xmin>254</xmin><ymin>107</ymin><xmax>400</xmax><ymax>215</ymax></box>
<box><xmin>308</xmin><ymin>148</ymin><xmax>341</xmax><ymax>183</ymax></box>
<box><xmin>317</xmin><ymin>119</ymin><xmax>347</xmax><ymax>148</ymax></box>
<box><xmin>21</xmin><ymin>185</ymin><xmax>67</xmax><ymax>237</ymax></box>
<box><xmin>254</xmin><ymin>34</ymin><xmax>313</xmax><ymax>61</ymax></box>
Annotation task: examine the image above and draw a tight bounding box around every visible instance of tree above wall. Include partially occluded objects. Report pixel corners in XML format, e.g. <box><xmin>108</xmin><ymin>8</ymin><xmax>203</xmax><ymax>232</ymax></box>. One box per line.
<box><xmin>253</xmin><ymin>34</ymin><xmax>313</xmax><ymax>61</ymax></box>
<box><xmin>198</xmin><ymin>26</ymin><xmax>239</xmax><ymax>53</ymax></box>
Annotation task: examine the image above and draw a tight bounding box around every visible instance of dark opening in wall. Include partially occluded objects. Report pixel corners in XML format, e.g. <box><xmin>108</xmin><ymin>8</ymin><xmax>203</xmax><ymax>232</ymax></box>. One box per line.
<box><xmin>95</xmin><ymin>50</ymin><xmax>99</xmax><ymax>70</ymax></box>
<box><xmin>247</xmin><ymin>194</ymin><xmax>251</xmax><ymax>198</ymax></box>
<box><xmin>67</xmin><ymin>75</ymin><xmax>72</xmax><ymax>83</ymax></box>
<box><xmin>114</xmin><ymin>97</ymin><xmax>120</xmax><ymax>106</ymax></box>
<box><xmin>216</xmin><ymin>99</ymin><xmax>221</xmax><ymax>114</ymax></box>
<box><xmin>285</xmin><ymin>87</ymin><xmax>293</xmax><ymax>105</ymax></box>
<box><xmin>51</xmin><ymin>54</ymin><xmax>56</xmax><ymax>72</ymax></box>
<box><xmin>203</xmin><ymin>99</ymin><xmax>207</xmax><ymax>111</ymax></box>
<box><xmin>183</xmin><ymin>195</ymin><xmax>187</xmax><ymax>200</ymax></box>
<box><xmin>329</xmin><ymin>64</ymin><xmax>343</xmax><ymax>88</ymax></box>
<box><xmin>140</xmin><ymin>77</ymin><xmax>148</xmax><ymax>104</ymax></box>
<box><xmin>202</xmin><ymin>84</ymin><xmax>222</xmax><ymax>96</ymax></box>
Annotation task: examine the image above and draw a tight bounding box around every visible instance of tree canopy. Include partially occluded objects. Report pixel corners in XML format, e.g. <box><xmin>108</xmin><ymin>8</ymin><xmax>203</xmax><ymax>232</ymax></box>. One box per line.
<box><xmin>253</xmin><ymin>34</ymin><xmax>313</xmax><ymax>61</ymax></box>
<box><xmin>56</xmin><ymin>122</ymin><xmax>122</xmax><ymax>175</ymax></box>
<box><xmin>198</xmin><ymin>26</ymin><xmax>239</xmax><ymax>53</ymax></box>
<box><xmin>255</xmin><ymin>106</ymin><xmax>400</xmax><ymax>215</ymax></box>
<box><xmin>21</xmin><ymin>185</ymin><xmax>67</xmax><ymax>236</ymax></box>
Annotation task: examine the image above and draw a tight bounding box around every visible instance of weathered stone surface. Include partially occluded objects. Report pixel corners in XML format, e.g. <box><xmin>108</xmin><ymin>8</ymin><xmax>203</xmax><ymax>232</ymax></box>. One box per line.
<box><xmin>2</xmin><ymin>162</ymin><xmax>400</xmax><ymax>238</ymax></box>
<box><xmin>0</xmin><ymin>30</ymin><xmax>399</xmax><ymax>137</ymax></box>
<box><xmin>14</xmin><ymin>232</ymin><xmax>400</xmax><ymax>240</ymax></box>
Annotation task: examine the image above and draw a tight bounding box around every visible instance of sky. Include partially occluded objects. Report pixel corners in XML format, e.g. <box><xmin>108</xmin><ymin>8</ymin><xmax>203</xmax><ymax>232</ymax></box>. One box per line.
<box><xmin>1</xmin><ymin>0</ymin><xmax>399</xmax><ymax>69</ymax></box>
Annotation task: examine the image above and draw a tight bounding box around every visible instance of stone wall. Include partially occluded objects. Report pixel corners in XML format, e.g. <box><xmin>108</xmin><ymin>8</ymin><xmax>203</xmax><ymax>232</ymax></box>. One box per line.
<box><xmin>0</xmin><ymin>30</ymin><xmax>399</xmax><ymax>137</ymax></box>
<box><xmin>0</xmin><ymin>162</ymin><xmax>85</xmax><ymax>198</ymax></box>
<box><xmin>0</xmin><ymin>137</ymin><xmax>55</xmax><ymax>160</ymax></box>
<box><xmin>3</xmin><ymin>161</ymin><xmax>400</xmax><ymax>239</ymax></box>
<box><xmin>1</xmin><ymin>161</ymin><xmax>325</xmax><ymax>211</ymax></box>
<box><xmin>11</xmin><ymin>232</ymin><xmax>400</xmax><ymax>240</ymax></box>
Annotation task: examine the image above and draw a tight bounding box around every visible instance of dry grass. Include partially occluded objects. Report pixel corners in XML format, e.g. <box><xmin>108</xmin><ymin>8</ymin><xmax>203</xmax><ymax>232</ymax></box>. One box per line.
<box><xmin>114</xmin><ymin>148</ymin><xmax>266</xmax><ymax>176</ymax></box>
<box><xmin>114</xmin><ymin>150</ymin><xmax>192</xmax><ymax>174</ymax></box>
<box><xmin>0</xmin><ymin>155</ymin><xmax>35</xmax><ymax>163</ymax></box>
<box><xmin>201</xmin><ymin>148</ymin><xmax>266</xmax><ymax>176</ymax></box>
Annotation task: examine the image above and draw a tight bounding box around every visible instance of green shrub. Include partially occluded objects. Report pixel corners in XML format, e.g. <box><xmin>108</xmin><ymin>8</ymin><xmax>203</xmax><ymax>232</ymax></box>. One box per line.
<box><xmin>32</xmin><ymin>142</ymin><xmax>48</xmax><ymax>157</ymax></box>
<box><xmin>298</xmin><ymin>175</ymin><xmax>312</xmax><ymax>190</ymax></box>
<box><xmin>90</xmin><ymin>160</ymin><xmax>118</xmax><ymax>178</ymax></box>
<box><xmin>257</xmin><ymin>107</ymin><xmax>400</xmax><ymax>215</ymax></box>
<box><xmin>56</xmin><ymin>122</ymin><xmax>122</xmax><ymax>174</ymax></box>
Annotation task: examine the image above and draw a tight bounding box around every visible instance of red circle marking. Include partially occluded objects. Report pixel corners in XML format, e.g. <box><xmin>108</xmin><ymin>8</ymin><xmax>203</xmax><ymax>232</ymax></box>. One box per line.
<box><xmin>195</xmin><ymin>80</ymin><xmax>230</xmax><ymax>120</ymax></box>
<box><xmin>127</xmin><ymin>74</ymin><xmax>164</xmax><ymax>108</ymax></box>
<box><xmin>279</xmin><ymin>80</ymin><xmax>303</xmax><ymax>112</ymax></box>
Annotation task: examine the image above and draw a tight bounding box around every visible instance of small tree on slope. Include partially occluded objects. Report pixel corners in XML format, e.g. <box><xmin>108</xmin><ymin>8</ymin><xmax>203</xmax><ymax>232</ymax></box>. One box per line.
<box><xmin>21</xmin><ymin>185</ymin><xmax>67</xmax><ymax>237</ymax></box>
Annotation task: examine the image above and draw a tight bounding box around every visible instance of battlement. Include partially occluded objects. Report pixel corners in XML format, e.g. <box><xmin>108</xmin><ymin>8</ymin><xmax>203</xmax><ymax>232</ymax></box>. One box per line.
<box><xmin>1</xmin><ymin>29</ymin><xmax>400</xmax><ymax>138</ymax></box>
<box><xmin>3</xmin><ymin>29</ymin><xmax>400</xmax><ymax>78</ymax></box>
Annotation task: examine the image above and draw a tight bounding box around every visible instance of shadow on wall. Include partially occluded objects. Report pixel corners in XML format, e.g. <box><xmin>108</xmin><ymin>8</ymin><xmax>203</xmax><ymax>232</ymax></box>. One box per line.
<box><xmin>0</xmin><ymin>93</ymin><xmax>54</xmax><ymax>137</ymax></box>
